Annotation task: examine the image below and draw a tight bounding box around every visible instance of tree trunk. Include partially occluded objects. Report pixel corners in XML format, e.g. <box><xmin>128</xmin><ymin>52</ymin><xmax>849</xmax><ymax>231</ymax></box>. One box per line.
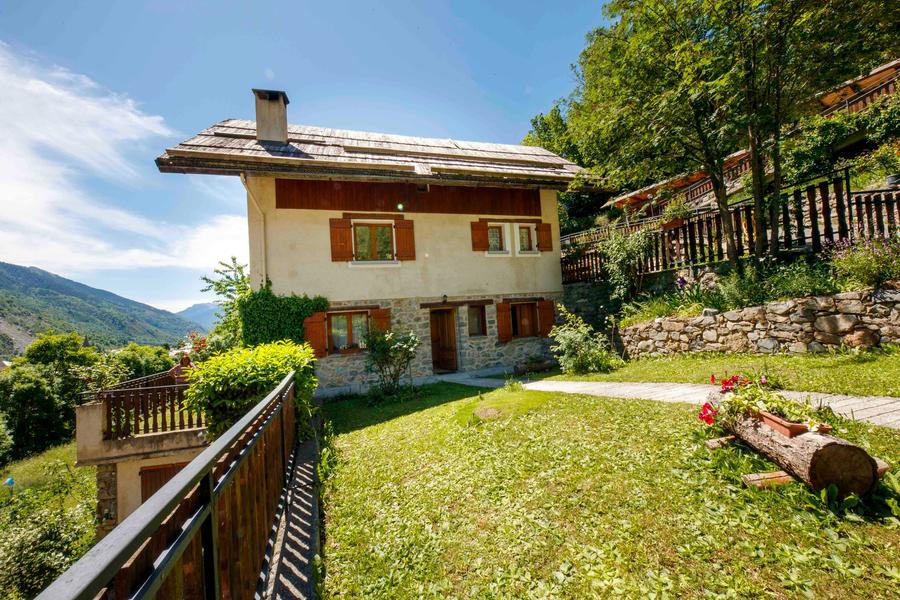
<box><xmin>710</xmin><ymin>169</ymin><xmax>740</xmax><ymax>267</ymax></box>
<box><xmin>768</xmin><ymin>139</ymin><xmax>782</xmax><ymax>256</ymax></box>
<box><xmin>722</xmin><ymin>411</ymin><xmax>878</xmax><ymax>498</ymax></box>
<box><xmin>747</xmin><ymin>126</ymin><xmax>768</xmax><ymax>257</ymax></box>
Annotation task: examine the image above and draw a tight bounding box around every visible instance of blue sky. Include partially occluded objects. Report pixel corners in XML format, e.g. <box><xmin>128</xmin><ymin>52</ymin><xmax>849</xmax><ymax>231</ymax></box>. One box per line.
<box><xmin>0</xmin><ymin>1</ymin><xmax>604</xmax><ymax>312</ymax></box>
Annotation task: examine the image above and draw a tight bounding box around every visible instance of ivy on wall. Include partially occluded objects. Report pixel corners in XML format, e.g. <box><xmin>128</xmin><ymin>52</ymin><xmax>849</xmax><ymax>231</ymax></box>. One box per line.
<box><xmin>237</xmin><ymin>284</ymin><xmax>329</xmax><ymax>346</ymax></box>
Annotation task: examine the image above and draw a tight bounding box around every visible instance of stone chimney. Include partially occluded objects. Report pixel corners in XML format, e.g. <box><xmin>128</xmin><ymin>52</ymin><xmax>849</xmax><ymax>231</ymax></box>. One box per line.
<box><xmin>252</xmin><ymin>89</ymin><xmax>290</xmax><ymax>144</ymax></box>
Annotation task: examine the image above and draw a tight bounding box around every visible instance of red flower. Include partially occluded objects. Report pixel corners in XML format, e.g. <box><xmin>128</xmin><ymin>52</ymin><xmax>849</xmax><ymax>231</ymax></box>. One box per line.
<box><xmin>698</xmin><ymin>402</ymin><xmax>718</xmax><ymax>425</ymax></box>
<box><xmin>711</xmin><ymin>374</ymin><xmax>716</xmax><ymax>384</ymax></box>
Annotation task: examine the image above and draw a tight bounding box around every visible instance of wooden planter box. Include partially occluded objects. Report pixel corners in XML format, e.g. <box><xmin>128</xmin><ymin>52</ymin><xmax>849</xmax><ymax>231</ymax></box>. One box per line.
<box><xmin>755</xmin><ymin>410</ymin><xmax>832</xmax><ymax>437</ymax></box>
<box><xmin>661</xmin><ymin>217</ymin><xmax>685</xmax><ymax>230</ymax></box>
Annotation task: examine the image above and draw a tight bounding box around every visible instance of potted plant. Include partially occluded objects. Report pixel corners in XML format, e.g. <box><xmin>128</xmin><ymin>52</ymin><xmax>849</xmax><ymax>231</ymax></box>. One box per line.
<box><xmin>706</xmin><ymin>374</ymin><xmax>832</xmax><ymax>437</ymax></box>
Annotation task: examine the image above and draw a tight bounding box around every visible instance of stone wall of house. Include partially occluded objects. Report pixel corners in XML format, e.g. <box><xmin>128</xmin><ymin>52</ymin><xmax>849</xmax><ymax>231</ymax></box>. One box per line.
<box><xmin>95</xmin><ymin>463</ymin><xmax>117</xmax><ymax>540</ymax></box>
<box><xmin>315</xmin><ymin>293</ymin><xmax>558</xmax><ymax>393</ymax></box>
<box><xmin>620</xmin><ymin>287</ymin><xmax>900</xmax><ymax>358</ymax></box>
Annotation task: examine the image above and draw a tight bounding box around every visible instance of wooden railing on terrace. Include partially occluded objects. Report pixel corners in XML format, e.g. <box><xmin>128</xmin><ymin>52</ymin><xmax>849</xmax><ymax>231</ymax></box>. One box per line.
<box><xmin>821</xmin><ymin>71</ymin><xmax>899</xmax><ymax>118</ymax></box>
<box><xmin>38</xmin><ymin>372</ymin><xmax>298</xmax><ymax>600</ymax></box>
<box><xmin>98</xmin><ymin>384</ymin><xmax>203</xmax><ymax>440</ymax></box>
<box><xmin>562</xmin><ymin>171</ymin><xmax>900</xmax><ymax>284</ymax></box>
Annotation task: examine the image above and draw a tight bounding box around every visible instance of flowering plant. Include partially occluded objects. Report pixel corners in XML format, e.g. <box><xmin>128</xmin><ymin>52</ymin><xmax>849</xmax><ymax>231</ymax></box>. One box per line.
<box><xmin>704</xmin><ymin>372</ymin><xmax>828</xmax><ymax>430</ymax></box>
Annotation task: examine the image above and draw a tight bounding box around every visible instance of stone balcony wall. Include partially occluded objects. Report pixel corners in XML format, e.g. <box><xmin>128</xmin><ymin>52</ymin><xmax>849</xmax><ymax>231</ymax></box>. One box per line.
<box><xmin>620</xmin><ymin>285</ymin><xmax>900</xmax><ymax>358</ymax></box>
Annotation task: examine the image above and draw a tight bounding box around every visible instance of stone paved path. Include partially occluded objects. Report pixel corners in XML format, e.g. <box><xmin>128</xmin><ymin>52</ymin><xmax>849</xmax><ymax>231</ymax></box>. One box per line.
<box><xmin>520</xmin><ymin>380</ymin><xmax>900</xmax><ymax>430</ymax></box>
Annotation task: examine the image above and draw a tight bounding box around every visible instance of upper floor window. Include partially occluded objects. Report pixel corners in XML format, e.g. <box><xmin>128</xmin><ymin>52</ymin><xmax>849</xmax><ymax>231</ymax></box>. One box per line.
<box><xmin>487</xmin><ymin>225</ymin><xmax>505</xmax><ymax>252</ymax></box>
<box><xmin>353</xmin><ymin>222</ymin><xmax>394</xmax><ymax>261</ymax></box>
<box><xmin>518</xmin><ymin>226</ymin><xmax>534</xmax><ymax>252</ymax></box>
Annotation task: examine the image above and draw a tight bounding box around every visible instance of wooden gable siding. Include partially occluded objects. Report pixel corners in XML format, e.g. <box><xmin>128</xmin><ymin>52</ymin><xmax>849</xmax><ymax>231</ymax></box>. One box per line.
<box><xmin>275</xmin><ymin>179</ymin><xmax>542</xmax><ymax>216</ymax></box>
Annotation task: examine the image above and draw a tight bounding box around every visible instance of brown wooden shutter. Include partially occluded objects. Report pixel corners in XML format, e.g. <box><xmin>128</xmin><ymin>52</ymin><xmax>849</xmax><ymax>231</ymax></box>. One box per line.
<box><xmin>536</xmin><ymin>223</ymin><xmax>553</xmax><ymax>251</ymax></box>
<box><xmin>537</xmin><ymin>300</ymin><xmax>555</xmax><ymax>337</ymax></box>
<box><xmin>471</xmin><ymin>221</ymin><xmax>489</xmax><ymax>251</ymax></box>
<box><xmin>394</xmin><ymin>220</ymin><xmax>416</xmax><ymax>260</ymax></box>
<box><xmin>329</xmin><ymin>218</ymin><xmax>353</xmax><ymax>261</ymax></box>
<box><xmin>496</xmin><ymin>302</ymin><xmax>512</xmax><ymax>342</ymax></box>
<box><xmin>303</xmin><ymin>312</ymin><xmax>328</xmax><ymax>357</ymax></box>
<box><xmin>370</xmin><ymin>308</ymin><xmax>391</xmax><ymax>332</ymax></box>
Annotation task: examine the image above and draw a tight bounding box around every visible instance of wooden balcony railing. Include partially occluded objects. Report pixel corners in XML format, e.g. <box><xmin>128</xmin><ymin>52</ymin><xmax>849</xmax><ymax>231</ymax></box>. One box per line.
<box><xmin>98</xmin><ymin>385</ymin><xmax>203</xmax><ymax>440</ymax></box>
<box><xmin>562</xmin><ymin>170</ymin><xmax>900</xmax><ymax>283</ymax></box>
<box><xmin>820</xmin><ymin>72</ymin><xmax>899</xmax><ymax>118</ymax></box>
<box><xmin>38</xmin><ymin>371</ymin><xmax>298</xmax><ymax>600</ymax></box>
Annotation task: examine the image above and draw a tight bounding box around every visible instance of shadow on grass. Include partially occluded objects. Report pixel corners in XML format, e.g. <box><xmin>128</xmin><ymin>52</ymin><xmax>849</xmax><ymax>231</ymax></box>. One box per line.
<box><xmin>322</xmin><ymin>382</ymin><xmax>493</xmax><ymax>435</ymax></box>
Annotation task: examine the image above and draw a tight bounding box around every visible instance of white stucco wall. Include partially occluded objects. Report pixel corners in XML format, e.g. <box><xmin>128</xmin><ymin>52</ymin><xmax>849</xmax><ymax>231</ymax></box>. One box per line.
<box><xmin>244</xmin><ymin>176</ymin><xmax>564</xmax><ymax>301</ymax></box>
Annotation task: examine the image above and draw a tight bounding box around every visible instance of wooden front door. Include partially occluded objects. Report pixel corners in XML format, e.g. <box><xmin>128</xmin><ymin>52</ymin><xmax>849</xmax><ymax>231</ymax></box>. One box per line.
<box><xmin>430</xmin><ymin>309</ymin><xmax>458</xmax><ymax>373</ymax></box>
<box><xmin>140</xmin><ymin>463</ymin><xmax>188</xmax><ymax>503</ymax></box>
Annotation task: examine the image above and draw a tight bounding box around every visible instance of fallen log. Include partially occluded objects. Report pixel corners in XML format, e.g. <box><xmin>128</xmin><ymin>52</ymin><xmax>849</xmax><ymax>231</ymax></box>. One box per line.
<box><xmin>725</xmin><ymin>412</ymin><xmax>878</xmax><ymax>497</ymax></box>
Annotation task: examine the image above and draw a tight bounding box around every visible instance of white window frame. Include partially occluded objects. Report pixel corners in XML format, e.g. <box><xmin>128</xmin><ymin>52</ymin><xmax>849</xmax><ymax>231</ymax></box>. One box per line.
<box><xmin>515</xmin><ymin>223</ymin><xmax>540</xmax><ymax>257</ymax></box>
<box><xmin>484</xmin><ymin>222</ymin><xmax>511</xmax><ymax>257</ymax></box>
<box><xmin>349</xmin><ymin>219</ymin><xmax>400</xmax><ymax>267</ymax></box>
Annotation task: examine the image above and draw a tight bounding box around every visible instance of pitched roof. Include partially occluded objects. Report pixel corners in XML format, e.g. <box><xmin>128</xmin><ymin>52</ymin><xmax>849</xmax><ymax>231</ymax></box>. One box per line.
<box><xmin>156</xmin><ymin>119</ymin><xmax>582</xmax><ymax>189</ymax></box>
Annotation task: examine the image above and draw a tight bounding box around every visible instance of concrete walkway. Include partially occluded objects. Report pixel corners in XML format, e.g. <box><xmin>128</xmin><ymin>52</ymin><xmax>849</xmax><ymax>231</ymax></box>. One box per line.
<box><xmin>521</xmin><ymin>380</ymin><xmax>900</xmax><ymax>430</ymax></box>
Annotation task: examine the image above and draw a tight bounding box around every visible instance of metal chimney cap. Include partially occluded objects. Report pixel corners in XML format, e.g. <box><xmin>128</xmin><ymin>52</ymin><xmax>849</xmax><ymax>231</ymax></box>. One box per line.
<box><xmin>251</xmin><ymin>89</ymin><xmax>290</xmax><ymax>105</ymax></box>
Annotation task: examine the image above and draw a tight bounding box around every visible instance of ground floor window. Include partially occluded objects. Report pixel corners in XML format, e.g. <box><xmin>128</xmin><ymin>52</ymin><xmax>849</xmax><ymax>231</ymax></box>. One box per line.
<box><xmin>511</xmin><ymin>302</ymin><xmax>537</xmax><ymax>338</ymax></box>
<box><xmin>328</xmin><ymin>312</ymin><xmax>369</xmax><ymax>352</ymax></box>
<box><xmin>467</xmin><ymin>305</ymin><xmax>487</xmax><ymax>336</ymax></box>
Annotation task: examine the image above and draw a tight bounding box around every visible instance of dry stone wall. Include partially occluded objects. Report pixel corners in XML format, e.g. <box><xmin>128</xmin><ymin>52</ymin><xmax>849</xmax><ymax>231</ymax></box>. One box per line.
<box><xmin>620</xmin><ymin>285</ymin><xmax>900</xmax><ymax>358</ymax></box>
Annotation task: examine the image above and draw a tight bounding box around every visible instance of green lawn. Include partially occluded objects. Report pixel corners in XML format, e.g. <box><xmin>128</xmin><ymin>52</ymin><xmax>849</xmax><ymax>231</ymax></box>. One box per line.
<box><xmin>539</xmin><ymin>347</ymin><xmax>900</xmax><ymax>397</ymax></box>
<box><xmin>1</xmin><ymin>442</ymin><xmax>90</xmax><ymax>491</ymax></box>
<box><xmin>321</xmin><ymin>383</ymin><xmax>900</xmax><ymax>598</ymax></box>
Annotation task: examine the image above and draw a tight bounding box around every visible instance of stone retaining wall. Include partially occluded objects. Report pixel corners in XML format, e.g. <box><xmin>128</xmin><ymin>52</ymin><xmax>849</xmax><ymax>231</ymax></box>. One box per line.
<box><xmin>620</xmin><ymin>286</ymin><xmax>900</xmax><ymax>357</ymax></box>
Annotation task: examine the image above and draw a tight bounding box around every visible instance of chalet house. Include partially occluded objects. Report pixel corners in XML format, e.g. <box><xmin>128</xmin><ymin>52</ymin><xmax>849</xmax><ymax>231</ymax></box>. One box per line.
<box><xmin>157</xmin><ymin>90</ymin><xmax>581</xmax><ymax>391</ymax></box>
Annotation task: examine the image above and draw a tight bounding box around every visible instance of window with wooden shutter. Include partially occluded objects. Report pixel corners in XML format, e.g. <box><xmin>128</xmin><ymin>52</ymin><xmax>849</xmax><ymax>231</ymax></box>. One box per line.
<box><xmin>329</xmin><ymin>218</ymin><xmax>353</xmax><ymax>261</ymax></box>
<box><xmin>394</xmin><ymin>221</ymin><xmax>415</xmax><ymax>260</ymax></box>
<box><xmin>537</xmin><ymin>300</ymin><xmax>555</xmax><ymax>337</ymax></box>
<box><xmin>536</xmin><ymin>223</ymin><xmax>552</xmax><ymax>251</ymax></box>
<box><xmin>370</xmin><ymin>308</ymin><xmax>391</xmax><ymax>332</ymax></box>
<box><xmin>471</xmin><ymin>221</ymin><xmax>489</xmax><ymax>251</ymax></box>
<box><xmin>303</xmin><ymin>312</ymin><xmax>328</xmax><ymax>357</ymax></box>
<box><xmin>496</xmin><ymin>302</ymin><xmax>512</xmax><ymax>342</ymax></box>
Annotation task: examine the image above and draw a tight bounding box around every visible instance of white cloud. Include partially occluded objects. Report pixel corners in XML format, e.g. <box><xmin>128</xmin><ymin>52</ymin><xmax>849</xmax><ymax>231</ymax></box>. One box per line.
<box><xmin>0</xmin><ymin>42</ymin><xmax>248</xmax><ymax>276</ymax></box>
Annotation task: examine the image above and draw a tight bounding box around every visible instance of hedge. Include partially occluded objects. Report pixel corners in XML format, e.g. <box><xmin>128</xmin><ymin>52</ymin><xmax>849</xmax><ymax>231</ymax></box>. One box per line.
<box><xmin>238</xmin><ymin>285</ymin><xmax>328</xmax><ymax>346</ymax></box>
<box><xmin>183</xmin><ymin>341</ymin><xmax>318</xmax><ymax>438</ymax></box>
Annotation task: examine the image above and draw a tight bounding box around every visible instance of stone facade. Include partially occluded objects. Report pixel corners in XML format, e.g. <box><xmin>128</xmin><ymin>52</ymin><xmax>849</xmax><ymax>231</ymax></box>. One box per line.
<box><xmin>315</xmin><ymin>293</ymin><xmax>558</xmax><ymax>394</ymax></box>
<box><xmin>95</xmin><ymin>463</ymin><xmax>117</xmax><ymax>540</ymax></box>
<box><xmin>620</xmin><ymin>286</ymin><xmax>900</xmax><ymax>358</ymax></box>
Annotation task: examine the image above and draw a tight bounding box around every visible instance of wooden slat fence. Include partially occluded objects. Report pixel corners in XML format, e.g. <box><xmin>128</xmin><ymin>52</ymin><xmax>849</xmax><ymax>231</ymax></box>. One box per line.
<box><xmin>99</xmin><ymin>385</ymin><xmax>203</xmax><ymax>440</ymax></box>
<box><xmin>562</xmin><ymin>176</ymin><xmax>900</xmax><ymax>284</ymax></box>
<box><xmin>37</xmin><ymin>372</ymin><xmax>298</xmax><ymax>600</ymax></box>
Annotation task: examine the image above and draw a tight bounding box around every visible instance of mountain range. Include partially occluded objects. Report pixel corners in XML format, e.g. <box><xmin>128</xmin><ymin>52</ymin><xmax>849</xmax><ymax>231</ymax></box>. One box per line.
<box><xmin>176</xmin><ymin>302</ymin><xmax>220</xmax><ymax>331</ymax></box>
<box><xmin>0</xmin><ymin>261</ymin><xmax>205</xmax><ymax>358</ymax></box>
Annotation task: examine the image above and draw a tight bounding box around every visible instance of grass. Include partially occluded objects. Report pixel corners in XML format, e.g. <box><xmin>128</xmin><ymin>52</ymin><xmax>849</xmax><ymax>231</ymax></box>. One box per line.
<box><xmin>540</xmin><ymin>347</ymin><xmax>900</xmax><ymax>397</ymax></box>
<box><xmin>321</xmin><ymin>382</ymin><xmax>900</xmax><ymax>598</ymax></box>
<box><xmin>1</xmin><ymin>442</ymin><xmax>87</xmax><ymax>490</ymax></box>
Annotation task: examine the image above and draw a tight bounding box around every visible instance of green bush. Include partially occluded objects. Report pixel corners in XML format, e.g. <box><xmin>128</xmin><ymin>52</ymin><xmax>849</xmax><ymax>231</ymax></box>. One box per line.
<box><xmin>238</xmin><ymin>285</ymin><xmax>329</xmax><ymax>346</ymax></box>
<box><xmin>363</xmin><ymin>329</ymin><xmax>421</xmax><ymax>397</ymax></box>
<box><xmin>0</xmin><ymin>364</ymin><xmax>71</xmax><ymax>459</ymax></box>
<box><xmin>550</xmin><ymin>305</ymin><xmax>623</xmax><ymax>374</ymax></box>
<box><xmin>184</xmin><ymin>341</ymin><xmax>318</xmax><ymax>438</ymax></box>
<box><xmin>112</xmin><ymin>343</ymin><xmax>174</xmax><ymax>379</ymax></box>
<box><xmin>0</xmin><ymin>415</ymin><xmax>12</xmax><ymax>466</ymax></box>
<box><xmin>596</xmin><ymin>228</ymin><xmax>654</xmax><ymax>300</ymax></box>
<box><xmin>0</xmin><ymin>461</ymin><xmax>95</xmax><ymax>599</ymax></box>
<box><xmin>828</xmin><ymin>237</ymin><xmax>900</xmax><ymax>289</ymax></box>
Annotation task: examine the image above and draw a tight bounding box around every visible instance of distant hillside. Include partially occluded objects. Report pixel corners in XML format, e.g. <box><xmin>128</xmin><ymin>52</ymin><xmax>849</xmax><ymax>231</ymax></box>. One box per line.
<box><xmin>177</xmin><ymin>302</ymin><xmax>220</xmax><ymax>331</ymax></box>
<box><xmin>0</xmin><ymin>261</ymin><xmax>199</xmax><ymax>356</ymax></box>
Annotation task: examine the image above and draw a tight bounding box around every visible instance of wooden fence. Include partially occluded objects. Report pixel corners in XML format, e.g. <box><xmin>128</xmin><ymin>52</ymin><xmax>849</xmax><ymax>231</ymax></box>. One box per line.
<box><xmin>99</xmin><ymin>385</ymin><xmax>203</xmax><ymax>440</ymax></box>
<box><xmin>562</xmin><ymin>175</ymin><xmax>900</xmax><ymax>284</ymax></box>
<box><xmin>37</xmin><ymin>372</ymin><xmax>298</xmax><ymax>600</ymax></box>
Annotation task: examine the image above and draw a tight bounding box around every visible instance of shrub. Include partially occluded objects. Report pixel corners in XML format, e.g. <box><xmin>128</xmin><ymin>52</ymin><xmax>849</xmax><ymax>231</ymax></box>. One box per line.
<box><xmin>112</xmin><ymin>343</ymin><xmax>175</xmax><ymax>379</ymax></box>
<box><xmin>363</xmin><ymin>329</ymin><xmax>421</xmax><ymax>397</ymax></box>
<box><xmin>184</xmin><ymin>341</ymin><xmax>318</xmax><ymax>438</ymax></box>
<box><xmin>0</xmin><ymin>415</ymin><xmax>12</xmax><ymax>466</ymax></box>
<box><xmin>549</xmin><ymin>305</ymin><xmax>623</xmax><ymax>374</ymax></box>
<box><xmin>0</xmin><ymin>364</ymin><xmax>71</xmax><ymax>458</ymax></box>
<box><xmin>238</xmin><ymin>285</ymin><xmax>329</xmax><ymax>346</ymax></box>
<box><xmin>828</xmin><ymin>237</ymin><xmax>900</xmax><ymax>289</ymax></box>
<box><xmin>597</xmin><ymin>228</ymin><xmax>654</xmax><ymax>300</ymax></box>
<box><xmin>0</xmin><ymin>461</ymin><xmax>95</xmax><ymax>599</ymax></box>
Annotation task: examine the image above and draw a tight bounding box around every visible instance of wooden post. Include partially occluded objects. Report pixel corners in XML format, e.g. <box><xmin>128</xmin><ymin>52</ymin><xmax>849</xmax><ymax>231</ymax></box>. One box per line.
<box><xmin>793</xmin><ymin>189</ymin><xmax>806</xmax><ymax>247</ymax></box>
<box><xmin>743</xmin><ymin>205</ymin><xmax>755</xmax><ymax>252</ymax></box>
<box><xmin>733</xmin><ymin>210</ymin><xmax>744</xmax><ymax>256</ymax></box>
<box><xmin>781</xmin><ymin>195</ymin><xmax>792</xmax><ymax>248</ymax></box>
<box><xmin>806</xmin><ymin>185</ymin><xmax>821</xmax><ymax>253</ymax></box>
<box><xmin>874</xmin><ymin>193</ymin><xmax>885</xmax><ymax>238</ymax></box>
<box><xmin>886</xmin><ymin>192</ymin><xmax>897</xmax><ymax>236</ymax></box>
<box><xmin>833</xmin><ymin>178</ymin><xmax>848</xmax><ymax>240</ymax></box>
<box><xmin>819</xmin><ymin>181</ymin><xmax>834</xmax><ymax>244</ymax></box>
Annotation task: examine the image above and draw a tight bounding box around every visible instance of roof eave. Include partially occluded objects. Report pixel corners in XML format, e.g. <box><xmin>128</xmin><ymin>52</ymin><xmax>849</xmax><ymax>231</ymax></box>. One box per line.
<box><xmin>155</xmin><ymin>154</ymin><xmax>576</xmax><ymax>190</ymax></box>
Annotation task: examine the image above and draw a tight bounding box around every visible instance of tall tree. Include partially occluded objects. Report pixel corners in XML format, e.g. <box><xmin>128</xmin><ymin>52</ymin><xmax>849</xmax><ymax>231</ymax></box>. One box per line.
<box><xmin>201</xmin><ymin>257</ymin><xmax>250</xmax><ymax>349</ymax></box>
<box><xmin>565</xmin><ymin>0</ymin><xmax>743</xmax><ymax>263</ymax></box>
